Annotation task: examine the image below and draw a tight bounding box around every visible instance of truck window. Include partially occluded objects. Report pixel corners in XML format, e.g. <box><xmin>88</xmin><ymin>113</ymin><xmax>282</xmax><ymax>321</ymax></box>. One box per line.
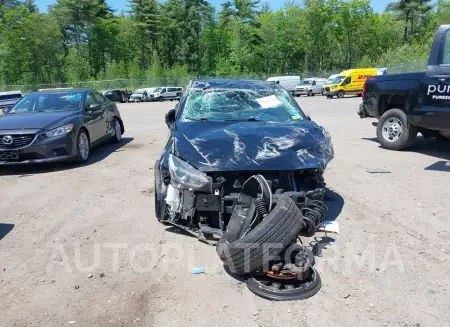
<box><xmin>443</xmin><ymin>30</ymin><xmax>450</xmax><ymax>65</ymax></box>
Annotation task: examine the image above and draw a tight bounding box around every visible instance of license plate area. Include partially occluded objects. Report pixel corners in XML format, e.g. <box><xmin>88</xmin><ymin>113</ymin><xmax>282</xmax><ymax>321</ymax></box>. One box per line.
<box><xmin>0</xmin><ymin>149</ymin><xmax>19</xmax><ymax>160</ymax></box>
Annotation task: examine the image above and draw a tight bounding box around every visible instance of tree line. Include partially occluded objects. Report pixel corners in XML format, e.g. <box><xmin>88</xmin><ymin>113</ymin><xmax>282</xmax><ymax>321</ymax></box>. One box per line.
<box><xmin>0</xmin><ymin>0</ymin><xmax>449</xmax><ymax>87</ymax></box>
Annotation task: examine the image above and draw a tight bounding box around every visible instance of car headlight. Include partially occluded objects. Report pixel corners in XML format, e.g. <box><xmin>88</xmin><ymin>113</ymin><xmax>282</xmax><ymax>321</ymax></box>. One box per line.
<box><xmin>168</xmin><ymin>154</ymin><xmax>211</xmax><ymax>191</ymax></box>
<box><xmin>45</xmin><ymin>124</ymin><xmax>74</xmax><ymax>138</ymax></box>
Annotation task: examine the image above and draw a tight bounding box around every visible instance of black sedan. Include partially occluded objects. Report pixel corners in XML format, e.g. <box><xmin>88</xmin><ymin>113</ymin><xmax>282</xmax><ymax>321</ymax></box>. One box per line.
<box><xmin>103</xmin><ymin>90</ymin><xmax>129</xmax><ymax>103</ymax></box>
<box><xmin>0</xmin><ymin>89</ymin><xmax>125</xmax><ymax>164</ymax></box>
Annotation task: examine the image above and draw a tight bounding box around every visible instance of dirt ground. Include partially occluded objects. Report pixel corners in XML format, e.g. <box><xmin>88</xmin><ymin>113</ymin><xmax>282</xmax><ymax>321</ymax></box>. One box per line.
<box><xmin>1</xmin><ymin>96</ymin><xmax>449</xmax><ymax>327</ymax></box>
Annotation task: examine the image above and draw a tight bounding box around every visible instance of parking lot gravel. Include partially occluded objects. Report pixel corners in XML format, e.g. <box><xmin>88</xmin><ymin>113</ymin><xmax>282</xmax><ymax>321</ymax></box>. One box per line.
<box><xmin>1</xmin><ymin>96</ymin><xmax>449</xmax><ymax>327</ymax></box>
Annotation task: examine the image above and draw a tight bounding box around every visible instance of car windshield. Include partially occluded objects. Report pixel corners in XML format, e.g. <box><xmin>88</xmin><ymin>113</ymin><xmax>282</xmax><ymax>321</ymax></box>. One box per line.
<box><xmin>104</xmin><ymin>91</ymin><xmax>113</xmax><ymax>95</ymax></box>
<box><xmin>330</xmin><ymin>76</ymin><xmax>345</xmax><ymax>84</ymax></box>
<box><xmin>134</xmin><ymin>89</ymin><xmax>145</xmax><ymax>94</ymax></box>
<box><xmin>181</xmin><ymin>88</ymin><xmax>306</xmax><ymax>122</ymax></box>
<box><xmin>325</xmin><ymin>78</ymin><xmax>336</xmax><ymax>84</ymax></box>
<box><xmin>153</xmin><ymin>88</ymin><xmax>162</xmax><ymax>92</ymax></box>
<box><xmin>9</xmin><ymin>92</ymin><xmax>82</xmax><ymax>113</ymax></box>
<box><xmin>300</xmin><ymin>81</ymin><xmax>313</xmax><ymax>85</ymax></box>
<box><xmin>147</xmin><ymin>88</ymin><xmax>156</xmax><ymax>93</ymax></box>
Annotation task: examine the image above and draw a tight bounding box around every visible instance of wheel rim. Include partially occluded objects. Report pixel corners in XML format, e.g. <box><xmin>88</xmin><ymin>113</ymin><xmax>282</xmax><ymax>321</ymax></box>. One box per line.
<box><xmin>338</xmin><ymin>92</ymin><xmax>344</xmax><ymax>98</ymax></box>
<box><xmin>246</xmin><ymin>267</ymin><xmax>322</xmax><ymax>301</ymax></box>
<box><xmin>382</xmin><ymin>117</ymin><xmax>403</xmax><ymax>142</ymax></box>
<box><xmin>79</xmin><ymin>133</ymin><xmax>89</xmax><ymax>160</ymax></box>
<box><xmin>115</xmin><ymin>120</ymin><xmax>122</xmax><ymax>141</ymax></box>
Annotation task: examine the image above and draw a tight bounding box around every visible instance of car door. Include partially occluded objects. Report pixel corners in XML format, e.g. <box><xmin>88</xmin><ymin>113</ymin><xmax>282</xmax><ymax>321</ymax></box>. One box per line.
<box><xmin>423</xmin><ymin>25</ymin><xmax>450</xmax><ymax>129</ymax></box>
<box><xmin>84</xmin><ymin>92</ymin><xmax>105</xmax><ymax>143</ymax></box>
<box><xmin>160</xmin><ymin>88</ymin><xmax>167</xmax><ymax>100</ymax></box>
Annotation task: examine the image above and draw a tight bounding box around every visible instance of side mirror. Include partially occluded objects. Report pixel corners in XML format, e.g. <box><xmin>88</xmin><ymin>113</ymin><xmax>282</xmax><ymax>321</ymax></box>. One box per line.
<box><xmin>88</xmin><ymin>103</ymin><xmax>102</xmax><ymax>112</ymax></box>
<box><xmin>165</xmin><ymin>109</ymin><xmax>176</xmax><ymax>129</ymax></box>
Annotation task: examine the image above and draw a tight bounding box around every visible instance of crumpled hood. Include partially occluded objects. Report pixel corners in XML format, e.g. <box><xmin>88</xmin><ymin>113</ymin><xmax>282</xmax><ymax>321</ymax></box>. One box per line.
<box><xmin>174</xmin><ymin>121</ymin><xmax>334</xmax><ymax>172</ymax></box>
<box><xmin>0</xmin><ymin>112</ymin><xmax>76</xmax><ymax>130</ymax></box>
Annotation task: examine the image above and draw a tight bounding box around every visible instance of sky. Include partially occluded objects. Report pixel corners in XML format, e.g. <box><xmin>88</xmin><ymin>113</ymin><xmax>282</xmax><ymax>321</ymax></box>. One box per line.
<box><xmin>35</xmin><ymin>0</ymin><xmax>392</xmax><ymax>14</ymax></box>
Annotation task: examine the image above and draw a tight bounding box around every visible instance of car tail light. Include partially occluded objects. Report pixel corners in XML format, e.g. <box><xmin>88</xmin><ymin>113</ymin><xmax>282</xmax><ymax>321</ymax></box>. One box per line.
<box><xmin>362</xmin><ymin>77</ymin><xmax>376</xmax><ymax>99</ymax></box>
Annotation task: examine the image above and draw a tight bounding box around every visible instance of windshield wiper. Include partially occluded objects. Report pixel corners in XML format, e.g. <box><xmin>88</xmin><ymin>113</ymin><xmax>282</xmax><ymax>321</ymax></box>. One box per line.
<box><xmin>185</xmin><ymin>117</ymin><xmax>209</xmax><ymax>121</ymax></box>
<box><xmin>225</xmin><ymin>117</ymin><xmax>262</xmax><ymax>122</ymax></box>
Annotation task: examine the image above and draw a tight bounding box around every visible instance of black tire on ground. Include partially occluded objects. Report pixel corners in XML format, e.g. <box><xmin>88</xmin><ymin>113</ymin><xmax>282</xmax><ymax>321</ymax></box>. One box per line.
<box><xmin>74</xmin><ymin>129</ymin><xmax>90</xmax><ymax>164</ymax></box>
<box><xmin>376</xmin><ymin>108</ymin><xmax>418</xmax><ymax>150</ymax></box>
<box><xmin>326</xmin><ymin>95</ymin><xmax>333</xmax><ymax>99</ymax></box>
<box><xmin>308</xmin><ymin>90</ymin><xmax>313</xmax><ymax>97</ymax></box>
<box><xmin>154</xmin><ymin>160</ymin><xmax>169</xmax><ymax>223</ymax></box>
<box><xmin>337</xmin><ymin>91</ymin><xmax>344</xmax><ymax>98</ymax></box>
<box><xmin>159</xmin><ymin>96</ymin><xmax>164</xmax><ymax>102</ymax></box>
<box><xmin>110</xmin><ymin>118</ymin><xmax>122</xmax><ymax>143</ymax></box>
<box><xmin>216</xmin><ymin>195</ymin><xmax>304</xmax><ymax>275</ymax></box>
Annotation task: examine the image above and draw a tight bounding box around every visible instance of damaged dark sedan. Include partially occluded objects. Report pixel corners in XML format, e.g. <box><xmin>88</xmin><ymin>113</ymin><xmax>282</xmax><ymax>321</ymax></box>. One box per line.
<box><xmin>154</xmin><ymin>79</ymin><xmax>335</xmax><ymax>299</ymax></box>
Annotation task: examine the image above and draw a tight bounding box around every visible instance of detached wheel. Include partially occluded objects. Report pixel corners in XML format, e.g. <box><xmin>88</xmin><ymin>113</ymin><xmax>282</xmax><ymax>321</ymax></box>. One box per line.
<box><xmin>110</xmin><ymin>118</ymin><xmax>122</xmax><ymax>143</ymax></box>
<box><xmin>154</xmin><ymin>160</ymin><xmax>169</xmax><ymax>224</ymax></box>
<box><xmin>337</xmin><ymin>91</ymin><xmax>344</xmax><ymax>98</ymax></box>
<box><xmin>246</xmin><ymin>267</ymin><xmax>321</xmax><ymax>301</ymax></box>
<box><xmin>217</xmin><ymin>195</ymin><xmax>304</xmax><ymax>275</ymax></box>
<box><xmin>75</xmin><ymin>130</ymin><xmax>90</xmax><ymax>163</ymax></box>
<box><xmin>377</xmin><ymin>108</ymin><xmax>417</xmax><ymax>150</ymax></box>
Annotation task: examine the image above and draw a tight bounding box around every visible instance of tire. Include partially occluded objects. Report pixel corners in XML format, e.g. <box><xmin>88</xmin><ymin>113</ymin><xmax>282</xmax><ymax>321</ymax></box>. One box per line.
<box><xmin>337</xmin><ymin>91</ymin><xmax>344</xmax><ymax>98</ymax></box>
<box><xmin>154</xmin><ymin>160</ymin><xmax>169</xmax><ymax>224</ymax></box>
<box><xmin>110</xmin><ymin>118</ymin><xmax>122</xmax><ymax>143</ymax></box>
<box><xmin>308</xmin><ymin>90</ymin><xmax>313</xmax><ymax>97</ymax></box>
<box><xmin>74</xmin><ymin>129</ymin><xmax>90</xmax><ymax>163</ymax></box>
<box><xmin>217</xmin><ymin>195</ymin><xmax>303</xmax><ymax>275</ymax></box>
<box><xmin>326</xmin><ymin>95</ymin><xmax>333</xmax><ymax>99</ymax></box>
<box><xmin>377</xmin><ymin>108</ymin><xmax>418</xmax><ymax>150</ymax></box>
<box><xmin>159</xmin><ymin>96</ymin><xmax>164</xmax><ymax>102</ymax></box>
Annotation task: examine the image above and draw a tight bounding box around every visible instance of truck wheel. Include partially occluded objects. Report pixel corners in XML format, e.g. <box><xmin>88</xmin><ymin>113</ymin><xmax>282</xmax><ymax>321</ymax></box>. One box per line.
<box><xmin>337</xmin><ymin>91</ymin><xmax>344</xmax><ymax>98</ymax></box>
<box><xmin>217</xmin><ymin>195</ymin><xmax>303</xmax><ymax>275</ymax></box>
<box><xmin>377</xmin><ymin>109</ymin><xmax>417</xmax><ymax>150</ymax></box>
<box><xmin>308</xmin><ymin>90</ymin><xmax>313</xmax><ymax>97</ymax></box>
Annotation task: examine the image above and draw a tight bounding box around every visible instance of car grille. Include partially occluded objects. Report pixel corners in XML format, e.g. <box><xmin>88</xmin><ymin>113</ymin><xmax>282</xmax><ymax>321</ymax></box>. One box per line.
<box><xmin>0</xmin><ymin>134</ymin><xmax>35</xmax><ymax>149</ymax></box>
<box><xmin>296</xmin><ymin>88</ymin><xmax>304</xmax><ymax>92</ymax></box>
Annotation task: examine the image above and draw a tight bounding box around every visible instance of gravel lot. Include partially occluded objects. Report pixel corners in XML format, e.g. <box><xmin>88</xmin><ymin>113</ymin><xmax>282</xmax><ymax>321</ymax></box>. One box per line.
<box><xmin>1</xmin><ymin>96</ymin><xmax>449</xmax><ymax>327</ymax></box>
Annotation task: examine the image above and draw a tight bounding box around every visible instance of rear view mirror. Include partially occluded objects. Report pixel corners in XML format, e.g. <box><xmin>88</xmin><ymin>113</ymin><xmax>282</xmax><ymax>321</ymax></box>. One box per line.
<box><xmin>165</xmin><ymin>109</ymin><xmax>176</xmax><ymax>129</ymax></box>
<box><xmin>89</xmin><ymin>103</ymin><xmax>102</xmax><ymax>112</ymax></box>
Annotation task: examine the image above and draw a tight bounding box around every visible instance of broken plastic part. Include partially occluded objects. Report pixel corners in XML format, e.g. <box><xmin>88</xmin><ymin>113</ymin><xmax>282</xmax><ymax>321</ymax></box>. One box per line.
<box><xmin>168</xmin><ymin>154</ymin><xmax>211</xmax><ymax>191</ymax></box>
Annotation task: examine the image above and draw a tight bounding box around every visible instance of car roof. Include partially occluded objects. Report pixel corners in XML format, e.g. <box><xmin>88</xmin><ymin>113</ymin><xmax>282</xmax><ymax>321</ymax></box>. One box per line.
<box><xmin>30</xmin><ymin>88</ymin><xmax>92</xmax><ymax>95</ymax></box>
<box><xmin>190</xmin><ymin>78</ymin><xmax>279</xmax><ymax>90</ymax></box>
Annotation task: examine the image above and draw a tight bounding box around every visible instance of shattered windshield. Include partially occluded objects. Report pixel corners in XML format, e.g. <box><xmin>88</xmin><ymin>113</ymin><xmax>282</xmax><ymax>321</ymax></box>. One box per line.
<box><xmin>181</xmin><ymin>88</ymin><xmax>306</xmax><ymax>122</ymax></box>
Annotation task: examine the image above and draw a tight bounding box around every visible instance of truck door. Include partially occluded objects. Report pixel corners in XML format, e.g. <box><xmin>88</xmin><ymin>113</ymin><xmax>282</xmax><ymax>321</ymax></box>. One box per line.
<box><xmin>423</xmin><ymin>24</ymin><xmax>450</xmax><ymax>129</ymax></box>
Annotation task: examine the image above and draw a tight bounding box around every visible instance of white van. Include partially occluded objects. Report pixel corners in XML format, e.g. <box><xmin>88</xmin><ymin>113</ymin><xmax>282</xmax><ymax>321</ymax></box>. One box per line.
<box><xmin>0</xmin><ymin>91</ymin><xmax>22</xmax><ymax>111</ymax></box>
<box><xmin>149</xmin><ymin>87</ymin><xmax>183</xmax><ymax>101</ymax></box>
<box><xmin>293</xmin><ymin>78</ymin><xmax>327</xmax><ymax>97</ymax></box>
<box><xmin>266</xmin><ymin>76</ymin><xmax>301</xmax><ymax>92</ymax></box>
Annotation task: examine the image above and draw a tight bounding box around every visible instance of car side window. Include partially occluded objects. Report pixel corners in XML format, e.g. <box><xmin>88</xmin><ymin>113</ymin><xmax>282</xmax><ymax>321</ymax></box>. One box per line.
<box><xmin>443</xmin><ymin>30</ymin><xmax>450</xmax><ymax>65</ymax></box>
<box><xmin>161</xmin><ymin>88</ymin><xmax>166</xmax><ymax>94</ymax></box>
<box><xmin>86</xmin><ymin>93</ymin><xmax>95</xmax><ymax>109</ymax></box>
<box><xmin>94</xmin><ymin>92</ymin><xmax>106</xmax><ymax>104</ymax></box>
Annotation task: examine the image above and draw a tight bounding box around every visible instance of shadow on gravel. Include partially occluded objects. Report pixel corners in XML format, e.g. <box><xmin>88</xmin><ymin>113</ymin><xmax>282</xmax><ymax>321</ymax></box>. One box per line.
<box><xmin>0</xmin><ymin>223</ymin><xmax>14</xmax><ymax>241</ymax></box>
<box><xmin>362</xmin><ymin>136</ymin><xmax>450</xmax><ymax>162</ymax></box>
<box><xmin>324</xmin><ymin>189</ymin><xmax>345</xmax><ymax>222</ymax></box>
<box><xmin>0</xmin><ymin>137</ymin><xmax>134</xmax><ymax>176</ymax></box>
